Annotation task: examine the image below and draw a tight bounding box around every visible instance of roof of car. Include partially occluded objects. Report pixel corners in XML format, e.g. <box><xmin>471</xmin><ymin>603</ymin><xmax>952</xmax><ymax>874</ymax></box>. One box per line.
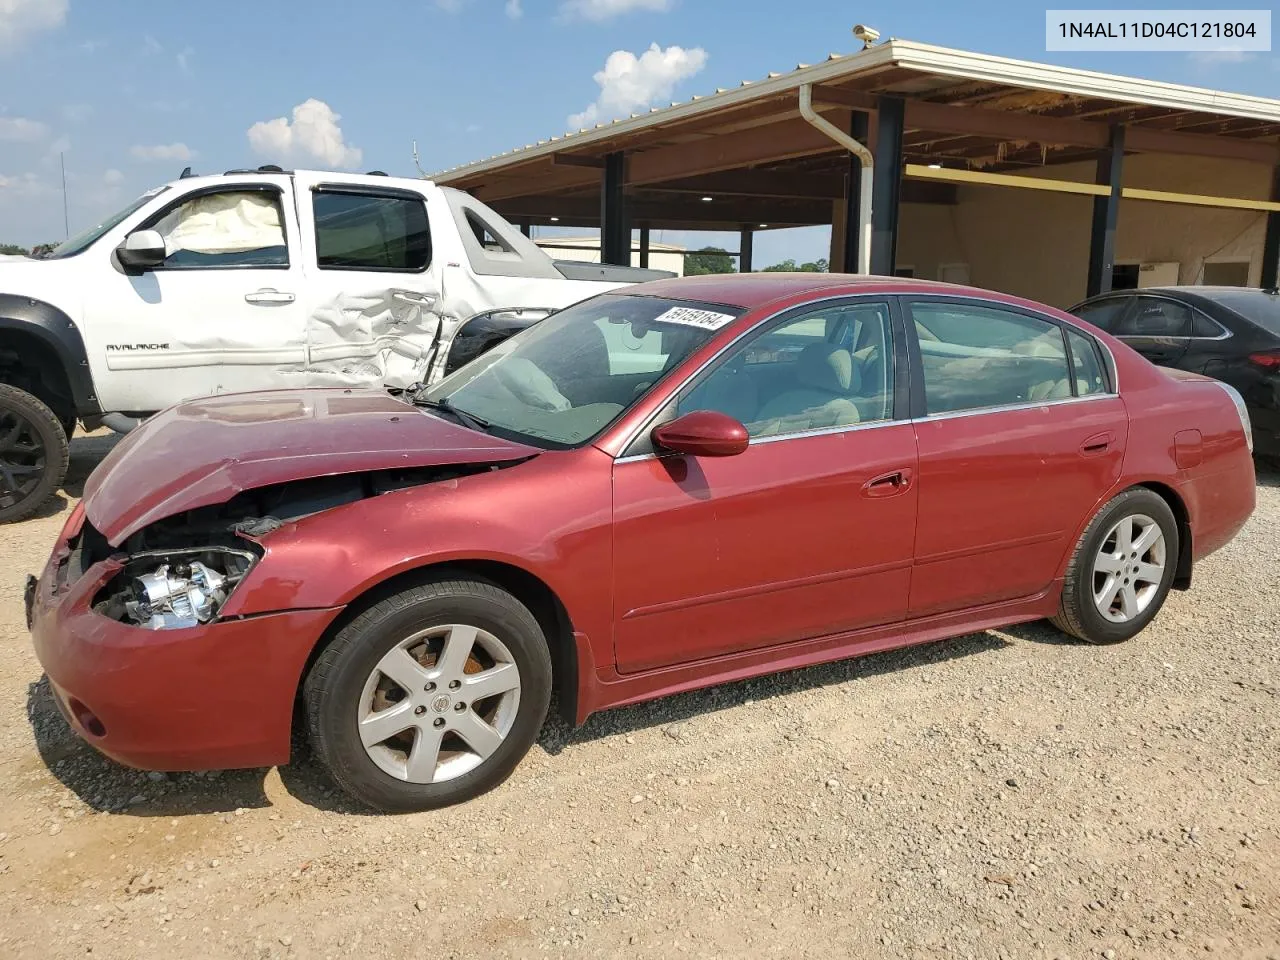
<box><xmin>628</xmin><ymin>273</ymin><xmax>1011</xmax><ymax>310</ymax></box>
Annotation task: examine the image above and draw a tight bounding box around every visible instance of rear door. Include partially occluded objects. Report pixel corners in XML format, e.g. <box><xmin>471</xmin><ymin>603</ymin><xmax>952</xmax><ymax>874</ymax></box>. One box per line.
<box><xmin>292</xmin><ymin>173</ymin><xmax>443</xmax><ymax>388</ymax></box>
<box><xmin>905</xmin><ymin>297</ymin><xmax>1127</xmax><ymax>617</ymax></box>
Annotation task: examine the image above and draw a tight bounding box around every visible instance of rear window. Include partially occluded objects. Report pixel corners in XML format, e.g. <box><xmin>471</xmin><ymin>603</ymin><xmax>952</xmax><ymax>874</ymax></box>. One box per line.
<box><xmin>1210</xmin><ymin>290</ymin><xmax>1280</xmax><ymax>334</ymax></box>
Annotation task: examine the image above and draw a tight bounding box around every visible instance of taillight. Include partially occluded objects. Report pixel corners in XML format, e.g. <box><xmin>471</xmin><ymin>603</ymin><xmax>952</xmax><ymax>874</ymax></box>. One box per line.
<box><xmin>1248</xmin><ymin>351</ymin><xmax>1280</xmax><ymax>370</ymax></box>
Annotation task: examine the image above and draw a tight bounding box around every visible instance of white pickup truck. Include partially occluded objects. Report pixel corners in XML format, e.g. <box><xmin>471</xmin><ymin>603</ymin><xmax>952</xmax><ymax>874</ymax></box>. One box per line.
<box><xmin>0</xmin><ymin>166</ymin><xmax>668</xmax><ymax>521</ymax></box>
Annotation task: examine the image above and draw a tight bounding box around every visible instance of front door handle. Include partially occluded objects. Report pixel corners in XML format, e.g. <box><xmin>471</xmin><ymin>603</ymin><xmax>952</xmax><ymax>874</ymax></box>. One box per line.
<box><xmin>245</xmin><ymin>288</ymin><xmax>295</xmax><ymax>305</ymax></box>
<box><xmin>863</xmin><ymin>468</ymin><xmax>914</xmax><ymax>498</ymax></box>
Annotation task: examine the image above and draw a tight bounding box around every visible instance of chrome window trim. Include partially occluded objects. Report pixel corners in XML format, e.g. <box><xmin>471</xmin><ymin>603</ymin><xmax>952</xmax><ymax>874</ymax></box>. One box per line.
<box><xmin>611</xmin><ymin>290</ymin><xmax>1124</xmax><ymax>463</ymax></box>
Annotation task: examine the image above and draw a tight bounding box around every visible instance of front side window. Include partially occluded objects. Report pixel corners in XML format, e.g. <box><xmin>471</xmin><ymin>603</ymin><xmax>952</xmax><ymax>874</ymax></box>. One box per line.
<box><xmin>46</xmin><ymin>188</ymin><xmax>170</xmax><ymax>260</ymax></box>
<box><xmin>1071</xmin><ymin>298</ymin><xmax>1129</xmax><ymax>333</ymax></box>
<box><xmin>147</xmin><ymin>189</ymin><xmax>288</xmax><ymax>268</ymax></box>
<box><xmin>912</xmin><ymin>301</ymin><xmax>1070</xmax><ymax>414</ymax></box>
<box><xmin>676</xmin><ymin>301</ymin><xmax>894</xmax><ymax>437</ymax></box>
<box><xmin>1115</xmin><ymin>298</ymin><xmax>1192</xmax><ymax>338</ymax></box>
<box><xmin>422</xmin><ymin>295</ymin><xmax>742</xmax><ymax>447</ymax></box>
<box><xmin>313</xmin><ymin>191</ymin><xmax>431</xmax><ymax>271</ymax></box>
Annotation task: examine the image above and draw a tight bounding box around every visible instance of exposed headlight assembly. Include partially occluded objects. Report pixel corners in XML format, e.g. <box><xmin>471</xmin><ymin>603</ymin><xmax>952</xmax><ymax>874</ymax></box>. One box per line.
<box><xmin>120</xmin><ymin>547</ymin><xmax>257</xmax><ymax>630</ymax></box>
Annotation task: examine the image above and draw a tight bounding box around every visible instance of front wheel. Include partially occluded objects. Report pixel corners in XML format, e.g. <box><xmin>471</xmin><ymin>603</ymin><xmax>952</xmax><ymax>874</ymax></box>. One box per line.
<box><xmin>304</xmin><ymin>578</ymin><xmax>552</xmax><ymax>812</ymax></box>
<box><xmin>1052</xmin><ymin>488</ymin><xmax>1179</xmax><ymax>644</ymax></box>
<box><xmin>0</xmin><ymin>383</ymin><xmax>69</xmax><ymax>524</ymax></box>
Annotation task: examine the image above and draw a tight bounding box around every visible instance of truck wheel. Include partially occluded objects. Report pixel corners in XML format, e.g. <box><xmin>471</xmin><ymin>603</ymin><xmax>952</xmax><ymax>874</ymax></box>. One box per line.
<box><xmin>0</xmin><ymin>384</ymin><xmax>70</xmax><ymax>524</ymax></box>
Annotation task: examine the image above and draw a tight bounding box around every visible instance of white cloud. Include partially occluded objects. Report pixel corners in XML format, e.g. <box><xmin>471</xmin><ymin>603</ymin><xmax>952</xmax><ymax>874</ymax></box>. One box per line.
<box><xmin>0</xmin><ymin>0</ymin><xmax>68</xmax><ymax>51</ymax></box>
<box><xmin>47</xmin><ymin>134</ymin><xmax>70</xmax><ymax>155</ymax></box>
<box><xmin>103</xmin><ymin>168</ymin><xmax>123</xmax><ymax>185</ymax></box>
<box><xmin>560</xmin><ymin>0</ymin><xmax>672</xmax><ymax>20</ymax></box>
<box><xmin>247</xmin><ymin>99</ymin><xmax>363</xmax><ymax>169</ymax></box>
<box><xmin>61</xmin><ymin>103</ymin><xmax>92</xmax><ymax>123</ymax></box>
<box><xmin>130</xmin><ymin>142</ymin><xmax>196</xmax><ymax>162</ymax></box>
<box><xmin>505</xmin><ymin>0</ymin><xmax>522</xmax><ymax>17</ymax></box>
<box><xmin>0</xmin><ymin>171</ymin><xmax>48</xmax><ymax>198</ymax></box>
<box><xmin>1188</xmin><ymin>50</ymin><xmax>1256</xmax><ymax>66</ymax></box>
<box><xmin>568</xmin><ymin>43</ymin><xmax>706</xmax><ymax>129</ymax></box>
<box><xmin>176</xmin><ymin>45</ymin><xmax>193</xmax><ymax>74</ymax></box>
<box><xmin>0</xmin><ymin>115</ymin><xmax>48</xmax><ymax>141</ymax></box>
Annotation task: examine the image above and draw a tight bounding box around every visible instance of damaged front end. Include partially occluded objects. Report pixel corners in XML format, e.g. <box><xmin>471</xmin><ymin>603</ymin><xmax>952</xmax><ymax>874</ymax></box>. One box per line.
<box><xmin>87</xmin><ymin>463</ymin><xmax>514</xmax><ymax>630</ymax></box>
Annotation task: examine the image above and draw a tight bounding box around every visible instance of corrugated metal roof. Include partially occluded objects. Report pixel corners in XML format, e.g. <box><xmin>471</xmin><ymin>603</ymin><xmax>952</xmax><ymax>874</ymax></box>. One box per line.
<box><xmin>431</xmin><ymin>38</ymin><xmax>1280</xmax><ymax>183</ymax></box>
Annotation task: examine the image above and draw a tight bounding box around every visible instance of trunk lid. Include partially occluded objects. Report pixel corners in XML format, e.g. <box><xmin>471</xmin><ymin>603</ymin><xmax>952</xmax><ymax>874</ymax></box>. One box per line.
<box><xmin>84</xmin><ymin>388</ymin><xmax>538</xmax><ymax>545</ymax></box>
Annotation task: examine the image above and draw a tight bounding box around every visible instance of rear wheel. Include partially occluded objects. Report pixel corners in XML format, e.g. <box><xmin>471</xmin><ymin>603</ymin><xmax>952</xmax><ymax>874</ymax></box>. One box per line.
<box><xmin>1052</xmin><ymin>488</ymin><xmax>1178</xmax><ymax>644</ymax></box>
<box><xmin>0</xmin><ymin>383</ymin><xmax>69</xmax><ymax>524</ymax></box>
<box><xmin>304</xmin><ymin>578</ymin><xmax>552</xmax><ymax>812</ymax></box>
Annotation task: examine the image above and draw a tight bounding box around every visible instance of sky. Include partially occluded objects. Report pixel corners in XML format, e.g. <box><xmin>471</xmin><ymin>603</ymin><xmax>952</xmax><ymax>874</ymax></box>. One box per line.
<box><xmin>0</xmin><ymin>0</ymin><xmax>1276</xmax><ymax>265</ymax></box>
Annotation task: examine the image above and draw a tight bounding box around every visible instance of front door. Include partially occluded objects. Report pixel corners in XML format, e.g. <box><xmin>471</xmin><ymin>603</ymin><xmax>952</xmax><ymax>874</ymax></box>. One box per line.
<box><xmin>905</xmin><ymin>297</ymin><xmax>1128</xmax><ymax>617</ymax></box>
<box><xmin>79</xmin><ymin>179</ymin><xmax>308</xmax><ymax>413</ymax></box>
<box><xmin>291</xmin><ymin>174</ymin><xmax>444</xmax><ymax>389</ymax></box>
<box><xmin>611</xmin><ymin>299</ymin><xmax>918</xmax><ymax>674</ymax></box>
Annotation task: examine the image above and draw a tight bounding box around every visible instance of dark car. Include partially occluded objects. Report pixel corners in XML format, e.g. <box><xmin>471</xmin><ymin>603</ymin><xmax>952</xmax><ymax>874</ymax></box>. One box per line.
<box><xmin>1068</xmin><ymin>286</ymin><xmax>1280</xmax><ymax>459</ymax></box>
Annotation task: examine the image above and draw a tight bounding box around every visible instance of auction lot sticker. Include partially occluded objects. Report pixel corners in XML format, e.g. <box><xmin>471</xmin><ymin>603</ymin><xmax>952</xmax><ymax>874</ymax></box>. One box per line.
<box><xmin>1046</xmin><ymin>9</ymin><xmax>1271</xmax><ymax>51</ymax></box>
<box><xmin>653</xmin><ymin>307</ymin><xmax>739</xmax><ymax>330</ymax></box>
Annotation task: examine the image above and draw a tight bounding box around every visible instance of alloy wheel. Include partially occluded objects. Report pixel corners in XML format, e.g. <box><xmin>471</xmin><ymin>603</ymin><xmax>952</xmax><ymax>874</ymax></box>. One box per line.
<box><xmin>356</xmin><ymin>624</ymin><xmax>522</xmax><ymax>784</ymax></box>
<box><xmin>0</xmin><ymin>407</ymin><xmax>47</xmax><ymax>513</ymax></box>
<box><xmin>1092</xmin><ymin>513</ymin><xmax>1166</xmax><ymax>623</ymax></box>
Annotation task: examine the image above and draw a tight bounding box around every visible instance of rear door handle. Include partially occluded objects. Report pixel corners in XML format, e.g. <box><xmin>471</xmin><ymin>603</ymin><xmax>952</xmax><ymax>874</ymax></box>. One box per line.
<box><xmin>863</xmin><ymin>468</ymin><xmax>913</xmax><ymax>498</ymax></box>
<box><xmin>392</xmin><ymin>291</ymin><xmax>437</xmax><ymax>308</ymax></box>
<box><xmin>1079</xmin><ymin>431</ymin><xmax>1114</xmax><ymax>456</ymax></box>
<box><xmin>244</xmin><ymin>288</ymin><xmax>295</xmax><ymax>305</ymax></box>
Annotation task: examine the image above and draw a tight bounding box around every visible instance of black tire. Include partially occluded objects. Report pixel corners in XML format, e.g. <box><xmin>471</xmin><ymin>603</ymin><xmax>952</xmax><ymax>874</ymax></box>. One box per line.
<box><xmin>0</xmin><ymin>383</ymin><xmax>69</xmax><ymax>524</ymax></box>
<box><xmin>1051</xmin><ymin>487</ymin><xmax>1179</xmax><ymax>645</ymax></box>
<box><xmin>304</xmin><ymin>578</ymin><xmax>552</xmax><ymax>813</ymax></box>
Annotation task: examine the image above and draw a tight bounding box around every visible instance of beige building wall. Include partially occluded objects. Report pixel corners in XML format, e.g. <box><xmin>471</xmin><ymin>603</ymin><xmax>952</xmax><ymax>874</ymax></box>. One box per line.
<box><xmin>896</xmin><ymin>154</ymin><xmax>1272</xmax><ymax>308</ymax></box>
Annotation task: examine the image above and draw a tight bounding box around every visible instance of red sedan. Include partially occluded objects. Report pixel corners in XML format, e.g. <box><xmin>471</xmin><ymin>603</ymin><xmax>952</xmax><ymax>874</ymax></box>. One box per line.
<box><xmin>28</xmin><ymin>275</ymin><xmax>1256</xmax><ymax>812</ymax></box>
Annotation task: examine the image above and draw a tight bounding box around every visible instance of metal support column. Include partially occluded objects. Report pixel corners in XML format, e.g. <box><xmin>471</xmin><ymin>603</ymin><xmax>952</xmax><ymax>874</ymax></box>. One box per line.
<box><xmin>1087</xmin><ymin>126</ymin><xmax>1127</xmax><ymax>298</ymax></box>
<box><xmin>600</xmin><ymin>152</ymin><xmax>630</xmax><ymax>266</ymax></box>
<box><xmin>518</xmin><ymin>218</ymin><xmax>531</xmax><ymax>238</ymax></box>
<box><xmin>870</xmin><ymin>97</ymin><xmax>904</xmax><ymax>276</ymax></box>
<box><xmin>1263</xmin><ymin>165</ymin><xmax>1280</xmax><ymax>290</ymax></box>
<box><xmin>638</xmin><ymin>224</ymin><xmax>651</xmax><ymax>269</ymax></box>
<box><xmin>841</xmin><ymin>111</ymin><xmax>870</xmax><ymax>273</ymax></box>
<box><xmin>739</xmin><ymin>226</ymin><xmax>754</xmax><ymax>273</ymax></box>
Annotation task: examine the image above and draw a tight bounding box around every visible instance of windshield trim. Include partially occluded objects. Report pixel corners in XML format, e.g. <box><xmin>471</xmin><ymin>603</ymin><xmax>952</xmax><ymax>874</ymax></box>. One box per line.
<box><xmin>44</xmin><ymin>187</ymin><xmax>170</xmax><ymax>260</ymax></box>
<box><xmin>426</xmin><ymin>293</ymin><xmax>748</xmax><ymax>451</ymax></box>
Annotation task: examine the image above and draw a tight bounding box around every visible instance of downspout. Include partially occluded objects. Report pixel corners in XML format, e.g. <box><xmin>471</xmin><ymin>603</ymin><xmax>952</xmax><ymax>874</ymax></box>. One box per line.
<box><xmin>798</xmin><ymin>83</ymin><xmax>873</xmax><ymax>275</ymax></box>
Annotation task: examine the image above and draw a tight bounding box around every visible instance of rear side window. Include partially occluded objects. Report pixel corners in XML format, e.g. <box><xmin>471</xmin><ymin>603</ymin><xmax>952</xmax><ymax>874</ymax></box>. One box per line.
<box><xmin>912</xmin><ymin>301</ymin><xmax>1070</xmax><ymax>414</ymax></box>
<box><xmin>313</xmin><ymin>191</ymin><xmax>431</xmax><ymax>271</ymax></box>
<box><xmin>1115</xmin><ymin>298</ymin><xmax>1192</xmax><ymax>337</ymax></box>
<box><xmin>1066</xmin><ymin>327</ymin><xmax>1109</xmax><ymax>396</ymax></box>
<box><xmin>1072</xmin><ymin>298</ymin><xmax>1128</xmax><ymax>332</ymax></box>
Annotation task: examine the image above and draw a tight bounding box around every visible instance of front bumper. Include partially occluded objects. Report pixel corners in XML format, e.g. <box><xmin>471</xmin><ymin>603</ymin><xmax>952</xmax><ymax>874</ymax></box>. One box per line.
<box><xmin>28</xmin><ymin>519</ymin><xmax>343</xmax><ymax>772</ymax></box>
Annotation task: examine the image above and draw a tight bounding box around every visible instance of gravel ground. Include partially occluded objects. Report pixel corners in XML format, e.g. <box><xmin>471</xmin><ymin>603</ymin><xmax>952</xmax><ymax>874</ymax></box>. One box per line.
<box><xmin>0</xmin><ymin>432</ymin><xmax>1276</xmax><ymax>960</ymax></box>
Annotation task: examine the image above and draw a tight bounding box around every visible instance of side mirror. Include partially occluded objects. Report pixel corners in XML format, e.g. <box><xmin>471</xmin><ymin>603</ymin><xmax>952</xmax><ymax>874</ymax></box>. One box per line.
<box><xmin>116</xmin><ymin>230</ymin><xmax>167</xmax><ymax>271</ymax></box>
<box><xmin>651</xmin><ymin>410</ymin><xmax>749</xmax><ymax>458</ymax></box>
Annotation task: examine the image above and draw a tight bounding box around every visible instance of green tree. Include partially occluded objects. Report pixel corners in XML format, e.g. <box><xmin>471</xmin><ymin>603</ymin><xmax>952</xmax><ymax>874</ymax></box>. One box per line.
<box><xmin>762</xmin><ymin>257</ymin><xmax>828</xmax><ymax>273</ymax></box>
<box><xmin>684</xmin><ymin>246</ymin><xmax>735</xmax><ymax>276</ymax></box>
<box><xmin>0</xmin><ymin>244</ymin><xmax>29</xmax><ymax>256</ymax></box>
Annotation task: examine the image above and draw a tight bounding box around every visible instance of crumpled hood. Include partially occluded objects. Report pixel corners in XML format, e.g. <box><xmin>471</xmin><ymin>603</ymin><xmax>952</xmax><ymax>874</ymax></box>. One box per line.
<box><xmin>83</xmin><ymin>388</ymin><xmax>539</xmax><ymax>545</ymax></box>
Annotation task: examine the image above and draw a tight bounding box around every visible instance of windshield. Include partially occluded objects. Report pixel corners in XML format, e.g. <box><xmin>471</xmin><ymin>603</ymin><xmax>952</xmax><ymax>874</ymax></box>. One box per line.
<box><xmin>44</xmin><ymin>188</ymin><xmax>169</xmax><ymax>259</ymax></box>
<box><xmin>421</xmin><ymin>294</ymin><xmax>744</xmax><ymax>447</ymax></box>
<box><xmin>1212</xmin><ymin>290</ymin><xmax>1280</xmax><ymax>335</ymax></box>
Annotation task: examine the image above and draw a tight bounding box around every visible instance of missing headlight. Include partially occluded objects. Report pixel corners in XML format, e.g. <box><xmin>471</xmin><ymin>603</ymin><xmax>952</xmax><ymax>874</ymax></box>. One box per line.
<box><xmin>96</xmin><ymin>547</ymin><xmax>258</xmax><ymax>630</ymax></box>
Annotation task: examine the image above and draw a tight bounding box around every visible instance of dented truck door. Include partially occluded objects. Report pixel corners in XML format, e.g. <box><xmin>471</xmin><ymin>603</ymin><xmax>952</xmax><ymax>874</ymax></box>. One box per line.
<box><xmin>78</xmin><ymin>175</ymin><xmax>310</xmax><ymax>412</ymax></box>
<box><xmin>292</xmin><ymin>172</ymin><xmax>445</xmax><ymax>389</ymax></box>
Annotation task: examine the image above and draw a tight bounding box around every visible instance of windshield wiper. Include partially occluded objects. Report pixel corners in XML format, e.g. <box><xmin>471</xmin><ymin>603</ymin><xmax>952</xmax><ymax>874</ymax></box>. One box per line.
<box><xmin>414</xmin><ymin>396</ymin><xmax>491</xmax><ymax>433</ymax></box>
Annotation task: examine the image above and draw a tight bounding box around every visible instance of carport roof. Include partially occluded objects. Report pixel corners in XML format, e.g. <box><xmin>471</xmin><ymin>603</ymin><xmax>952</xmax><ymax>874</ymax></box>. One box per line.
<box><xmin>433</xmin><ymin>38</ymin><xmax>1280</xmax><ymax>189</ymax></box>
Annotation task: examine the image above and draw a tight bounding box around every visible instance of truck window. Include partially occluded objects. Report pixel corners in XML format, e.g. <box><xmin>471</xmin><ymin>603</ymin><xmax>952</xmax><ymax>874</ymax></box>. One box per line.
<box><xmin>145</xmin><ymin>189</ymin><xmax>289</xmax><ymax>268</ymax></box>
<box><xmin>313</xmin><ymin>191</ymin><xmax>431</xmax><ymax>272</ymax></box>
